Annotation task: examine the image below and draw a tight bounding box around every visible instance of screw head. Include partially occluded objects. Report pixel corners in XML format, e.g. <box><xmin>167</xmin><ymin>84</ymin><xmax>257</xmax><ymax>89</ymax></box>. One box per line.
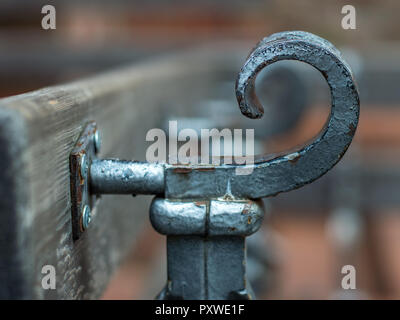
<box><xmin>82</xmin><ymin>205</ymin><xmax>91</xmax><ymax>230</ymax></box>
<box><xmin>94</xmin><ymin>130</ymin><xmax>101</xmax><ymax>154</ymax></box>
<box><xmin>80</xmin><ymin>153</ymin><xmax>88</xmax><ymax>176</ymax></box>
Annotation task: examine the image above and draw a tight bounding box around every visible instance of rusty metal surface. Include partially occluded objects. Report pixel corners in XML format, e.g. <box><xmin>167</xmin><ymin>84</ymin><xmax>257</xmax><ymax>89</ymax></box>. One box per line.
<box><xmin>91</xmin><ymin>31</ymin><xmax>360</xmax><ymax>201</ymax></box>
<box><xmin>166</xmin><ymin>31</ymin><xmax>359</xmax><ymax>199</ymax></box>
<box><xmin>69</xmin><ymin>121</ymin><xmax>99</xmax><ymax>240</ymax></box>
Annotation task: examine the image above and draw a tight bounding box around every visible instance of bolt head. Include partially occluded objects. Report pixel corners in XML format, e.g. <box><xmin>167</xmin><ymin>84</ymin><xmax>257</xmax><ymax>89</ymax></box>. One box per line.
<box><xmin>80</xmin><ymin>153</ymin><xmax>88</xmax><ymax>176</ymax></box>
<box><xmin>82</xmin><ymin>205</ymin><xmax>91</xmax><ymax>230</ymax></box>
<box><xmin>94</xmin><ymin>130</ymin><xmax>101</xmax><ymax>154</ymax></box>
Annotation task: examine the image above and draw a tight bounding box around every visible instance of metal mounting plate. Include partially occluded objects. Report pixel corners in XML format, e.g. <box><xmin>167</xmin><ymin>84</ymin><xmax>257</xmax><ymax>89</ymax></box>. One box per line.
<box><xmin>70</xmin><ymin>121</ymin><xmax>99</xmax><ymax>240</ymax></box>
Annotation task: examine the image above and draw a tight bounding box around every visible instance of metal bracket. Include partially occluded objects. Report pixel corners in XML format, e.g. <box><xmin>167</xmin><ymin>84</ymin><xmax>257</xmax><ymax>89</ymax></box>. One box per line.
<box><xmin>70</xmin><ymin>121</ymin><xmax>101</xmax><ymax>240</ymax></box>
<box><xmin>67</xmin><ymin>31</ymin><xmax>360</xmax><ymax>298</ymax></box>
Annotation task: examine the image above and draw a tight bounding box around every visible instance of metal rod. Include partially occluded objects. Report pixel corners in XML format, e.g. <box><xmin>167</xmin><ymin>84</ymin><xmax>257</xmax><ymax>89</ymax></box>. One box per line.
<box><xmin>90</xmin><ymin>159</ymin><xmax>165</xmax><ymax>195</ymax></box>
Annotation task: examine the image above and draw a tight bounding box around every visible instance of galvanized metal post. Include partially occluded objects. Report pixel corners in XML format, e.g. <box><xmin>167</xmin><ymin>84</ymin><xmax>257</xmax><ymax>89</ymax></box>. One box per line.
<box><xmin>150</xmin><ymin>198</ymin><xmax>264</xmax><ymax>299</ymax></box>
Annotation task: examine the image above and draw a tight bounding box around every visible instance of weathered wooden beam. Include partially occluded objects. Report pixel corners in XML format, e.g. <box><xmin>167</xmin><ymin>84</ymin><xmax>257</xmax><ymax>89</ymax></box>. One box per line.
<box><xmin>0</xmin><ymin>45</ymin><xmax>241</xmax><ymax>299</ymax></box>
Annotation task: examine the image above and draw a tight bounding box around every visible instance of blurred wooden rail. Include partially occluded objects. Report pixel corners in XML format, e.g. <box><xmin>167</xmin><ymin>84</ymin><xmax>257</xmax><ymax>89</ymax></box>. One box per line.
<box><xmin>0</xmin><ymin>45</ymin><xmax>242</xmax><ymax>299</ymax></box>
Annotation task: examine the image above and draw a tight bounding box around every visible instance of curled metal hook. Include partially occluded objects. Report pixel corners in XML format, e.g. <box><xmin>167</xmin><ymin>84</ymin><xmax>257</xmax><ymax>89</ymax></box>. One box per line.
<box><xmin>165</xmin><ymin>31</ymin><xmax>360</xmax><ymax>199</ymax></box>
